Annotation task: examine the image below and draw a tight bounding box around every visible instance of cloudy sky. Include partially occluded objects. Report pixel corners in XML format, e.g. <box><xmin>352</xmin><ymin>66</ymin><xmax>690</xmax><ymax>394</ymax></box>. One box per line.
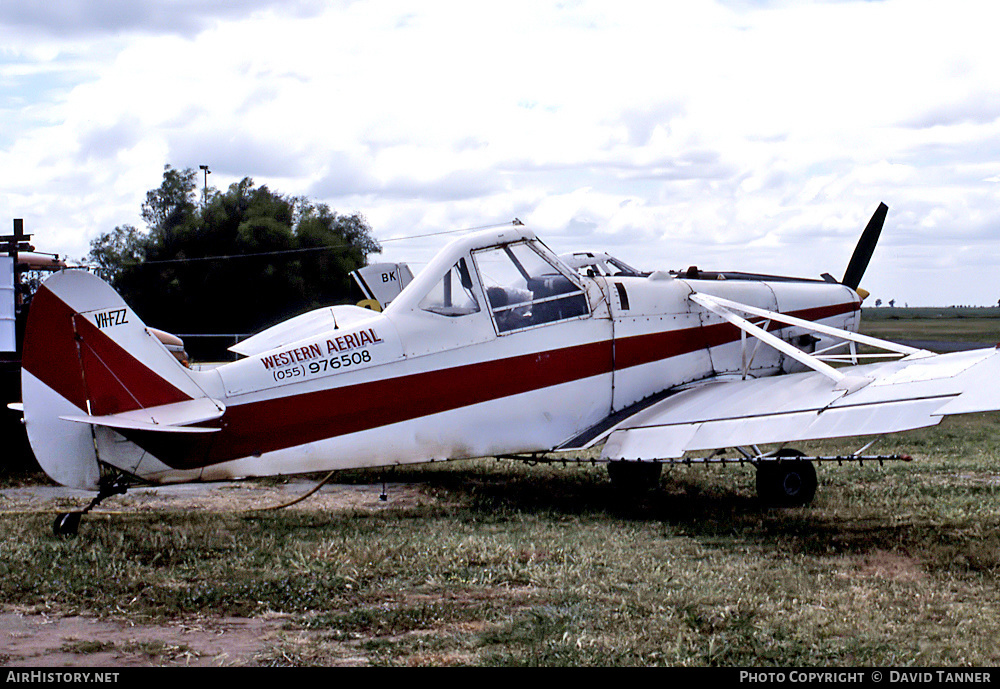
<box><xmin>2</xmin><ymin>0</ymin><xmax>999</xmax><ymax>306</ymax></box>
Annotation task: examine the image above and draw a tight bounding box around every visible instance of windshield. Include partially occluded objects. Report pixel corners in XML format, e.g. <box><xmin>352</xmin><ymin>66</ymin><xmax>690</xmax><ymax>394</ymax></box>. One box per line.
<box><xmin>473</xmin><ymin>242</ymin><xmax>589</xmax><ymax>333</ymax></box>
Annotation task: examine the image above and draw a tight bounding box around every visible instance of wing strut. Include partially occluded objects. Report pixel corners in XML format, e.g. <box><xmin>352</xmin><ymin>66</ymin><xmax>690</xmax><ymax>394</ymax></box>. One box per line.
<box><xmin>689</xmin><ymin>292</ymin><xmax>932</xmax><ymax>394</ymax></box>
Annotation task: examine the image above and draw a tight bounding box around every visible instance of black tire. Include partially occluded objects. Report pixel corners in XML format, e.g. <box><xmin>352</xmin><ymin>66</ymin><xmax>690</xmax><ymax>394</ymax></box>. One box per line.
<box><xmin>756</xmin><ymin>450</ymin><xmax>817</xmax><ymax>507</ymax></box>
<box><xmin>53</xmin><ymin>511</ymin><xmax>82</xmax><ymax>537</ymax></box>
<box><xmin>607</xmin><ymin>461</ymin><xmax>663</xmax><ymax>493</ymax></box>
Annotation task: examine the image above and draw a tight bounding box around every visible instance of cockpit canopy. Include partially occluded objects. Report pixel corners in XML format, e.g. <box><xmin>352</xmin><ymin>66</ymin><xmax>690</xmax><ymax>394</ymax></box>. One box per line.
<box><xmin>396</xmin><ymin>228</ymin><xmax>591</xmax><ymax>335</ymax></box>
<box><xmin>473</xmin><ymin>241</ymin><xmax>588</xmax><ymax>333</ymax></box>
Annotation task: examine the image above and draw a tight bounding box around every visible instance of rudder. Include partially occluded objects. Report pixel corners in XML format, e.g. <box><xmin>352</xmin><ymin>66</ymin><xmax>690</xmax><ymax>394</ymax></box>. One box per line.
<box><xmin>21</xmin><ymin>270</ymin><xmax>206</xmax><ymax>489</ymax></box>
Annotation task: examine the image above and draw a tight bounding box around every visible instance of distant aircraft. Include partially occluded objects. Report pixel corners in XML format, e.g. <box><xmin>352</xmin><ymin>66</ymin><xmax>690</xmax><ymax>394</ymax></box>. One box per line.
<box><xmin>12</xmin><ymin>204</ymin><xmax>1000</xmax><ymax>534</ymax></box>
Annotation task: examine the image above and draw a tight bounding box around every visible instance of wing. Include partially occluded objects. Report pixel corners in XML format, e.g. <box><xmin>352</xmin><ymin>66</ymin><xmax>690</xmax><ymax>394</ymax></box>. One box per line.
<box><xmin>600</xmin><ymin>293</ymin><xmax>1000</xmax><ymax>460</ymax></box>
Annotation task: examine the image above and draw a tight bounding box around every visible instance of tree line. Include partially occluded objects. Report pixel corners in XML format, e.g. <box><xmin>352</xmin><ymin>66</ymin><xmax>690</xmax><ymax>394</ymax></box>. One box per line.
<box><xmin>87</xmin><ymin>166</ymin><xmax>381</xmax><ymax>344</ymax></box>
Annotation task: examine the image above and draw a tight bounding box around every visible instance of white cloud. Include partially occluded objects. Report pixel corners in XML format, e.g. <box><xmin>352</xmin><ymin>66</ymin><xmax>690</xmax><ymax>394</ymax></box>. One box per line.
<box><xmin>1</xmin><ymin>0</ymin><xmax>1000</xmax><ymax>304</ymax></box>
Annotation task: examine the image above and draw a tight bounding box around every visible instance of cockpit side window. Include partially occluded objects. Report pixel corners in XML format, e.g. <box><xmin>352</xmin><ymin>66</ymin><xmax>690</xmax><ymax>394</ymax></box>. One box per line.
<box><xmin>473</xmin><ymin>242</ymin><xmax>589</xmax><ymax>334</ymax></box>
<box><xmin>419</xmin><ymin>258</ymin><xmax>481</xmax><ymax>317</ymax></box>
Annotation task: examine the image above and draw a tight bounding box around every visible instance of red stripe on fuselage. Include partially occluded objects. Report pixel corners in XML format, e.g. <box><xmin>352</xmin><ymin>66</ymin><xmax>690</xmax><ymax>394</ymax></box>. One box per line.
<box><xmin>614</xmin><ymin>301</ymin><xmax>859</xmax><ymax>370</ymax></box>
<box><xmin>133</xmin><ymin>300</ymin><xmax>859</xmax><ymax>471</ymax></box>
<box><xmin>135</xmin><ymin>338</ymin><xmax>616</xmax><ymax>470</ymax></box>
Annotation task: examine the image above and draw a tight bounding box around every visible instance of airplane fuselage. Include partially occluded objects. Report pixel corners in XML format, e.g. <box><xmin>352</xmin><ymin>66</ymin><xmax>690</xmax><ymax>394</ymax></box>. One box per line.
<box><xmin>108</xmin><ymin>232</ymin><xmax>861</xmax><ymax>485</ymax></box>
<box><xmin>26</xmin><ymin>203</ymin><xmax>1000</xmax><ymax>534</ymax></box>
<box><xmin>19</xmin><ymin>227</ymin><xmax>862</xmax><ymax>489</ymax></box>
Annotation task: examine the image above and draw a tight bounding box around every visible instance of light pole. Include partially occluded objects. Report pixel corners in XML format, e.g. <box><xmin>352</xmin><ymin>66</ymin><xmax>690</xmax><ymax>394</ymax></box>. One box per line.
<box><xmin>199</xmin><ymin>165</ymin><xmax>211</xmax><ymax>205</ymax></box>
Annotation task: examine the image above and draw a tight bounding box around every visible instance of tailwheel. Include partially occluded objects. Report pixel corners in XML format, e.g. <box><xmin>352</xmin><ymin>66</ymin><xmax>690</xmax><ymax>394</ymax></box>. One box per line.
<box><xmin>607</xmin><ymin>461</ymin><xmax>663</xmax><ymax>493</ymax></box>
<box><xmin>50</xmin><ymin>470</ymin><xmax>131</xmax><ymax>537</ymax></box>
<box><xmin>53</xmin><ymin>511</ymin><xmax>83</xmax><ymax>537</ymax></box>
<box><xmin>755</xmin><ymin>449</ymin><xmax>817</xmax><ymax>507</ymax></box>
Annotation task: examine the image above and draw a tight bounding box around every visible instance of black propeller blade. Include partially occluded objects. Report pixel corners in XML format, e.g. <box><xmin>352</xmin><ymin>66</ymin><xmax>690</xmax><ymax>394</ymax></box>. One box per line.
<box><xmin>841</xmin><ymin>202</ymin><xmax>888</xmax><ymax>290</ymax></box>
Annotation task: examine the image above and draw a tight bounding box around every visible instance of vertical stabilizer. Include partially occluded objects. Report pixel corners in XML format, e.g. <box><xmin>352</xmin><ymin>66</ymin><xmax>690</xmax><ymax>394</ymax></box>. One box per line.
<box><xmin>20</xmin><ymin>270</ymin><xmax>208</xmax><ymax>489</ymax></box>
<box><xmin>352</xmin><ymin>262</ymin><xmax>414</xmax><ymax>310</ymax></box>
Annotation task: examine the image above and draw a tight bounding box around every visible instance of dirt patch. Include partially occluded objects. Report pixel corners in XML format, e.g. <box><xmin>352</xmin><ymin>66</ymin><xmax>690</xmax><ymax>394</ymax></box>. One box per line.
<box><xmin>853</xmin><ymin>550</ymin><xmax>925</xmax><ymax>582</ymax></box>
<box><xmin>0</xmin><ymin>478</ymin><xmax>433</xmax><ymax>517</ymax></box>
<box><xmin>0</xmin><ymin>611</ymin><xmax>289</xmax><ymax>667</ymax></box>
<box><xmin>0</xmin><ymin>479</ymin><xmax>438</xmax><ymax>667</ymax></box>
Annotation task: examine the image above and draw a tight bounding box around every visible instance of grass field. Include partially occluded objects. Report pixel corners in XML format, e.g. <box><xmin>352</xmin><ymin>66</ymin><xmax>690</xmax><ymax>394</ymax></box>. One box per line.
<box><xmin>2</xmin><ymin>311</ymin><xmax>999</xmax><ymax>667</ymax></box>
<box><xmin>861</xmin><ymin>307</ymin><xmax>1000</xmax><ymax>346</ymax></box>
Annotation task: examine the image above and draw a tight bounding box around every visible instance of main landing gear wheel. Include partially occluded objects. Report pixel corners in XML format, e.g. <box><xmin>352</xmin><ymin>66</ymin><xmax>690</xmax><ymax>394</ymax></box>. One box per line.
<box><xmin>755</xmin><ymin>449</ymin><xmax>817</xmax><ymax>507</ymax></box>
<box><xmin>607</xmin><ymin>462</ymin><xmax>663</xmax><ymax>493</ymax></box>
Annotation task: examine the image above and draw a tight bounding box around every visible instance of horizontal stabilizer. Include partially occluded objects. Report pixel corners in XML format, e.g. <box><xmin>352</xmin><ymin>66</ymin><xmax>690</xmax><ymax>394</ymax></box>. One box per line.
<box><xmin>60</xmin><ymin>397</ymin><xmax>225</xmax><ymax>434</ymax></box>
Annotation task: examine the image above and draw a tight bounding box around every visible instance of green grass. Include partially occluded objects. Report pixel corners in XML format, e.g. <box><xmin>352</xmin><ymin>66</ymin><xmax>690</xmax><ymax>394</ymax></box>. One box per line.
<box><xmin>3</xmin><ymin>422</ymin><xmax>1000</xmax><ymax>667</ymax></box>
<box><xmin>861</xmin><ymin>307</ymin><xmax>1000</xmax><ymax>345</ymax></box>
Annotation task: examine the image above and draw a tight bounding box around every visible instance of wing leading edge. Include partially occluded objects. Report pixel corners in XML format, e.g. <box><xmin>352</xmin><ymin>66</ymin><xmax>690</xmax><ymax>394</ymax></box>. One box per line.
<box><xmin>601</xmin><ymin>294</ymin><xmax>1000</xmax><ymax>461</ymax></box>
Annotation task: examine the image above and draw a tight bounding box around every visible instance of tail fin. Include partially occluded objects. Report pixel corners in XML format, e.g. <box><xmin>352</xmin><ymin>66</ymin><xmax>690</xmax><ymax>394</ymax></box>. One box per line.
<box><xmin>21</xmin><ymin>270</ymin><xmax>216</xmax><ymax>489</ymax></box>
<box><xmin>351</xmin><ymin>262</ymin><xmax>414</xmax><ymax>311</ymax></box>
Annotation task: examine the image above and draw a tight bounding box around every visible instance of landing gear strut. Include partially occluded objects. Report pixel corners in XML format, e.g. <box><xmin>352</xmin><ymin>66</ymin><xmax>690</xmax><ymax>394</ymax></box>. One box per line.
<box><xmin>755</xmin><ymin>449</ymin><xmax>817</xmax><ymax>507</ymax></box>
<box><xmin>52</xmin><ymin>474</ymin><xmax>130</xmax><ymax>537</ymax></box>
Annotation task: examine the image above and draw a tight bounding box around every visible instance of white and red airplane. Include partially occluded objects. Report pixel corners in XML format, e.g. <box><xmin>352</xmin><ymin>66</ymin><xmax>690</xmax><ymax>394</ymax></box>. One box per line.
<box><xmin>13</xmin><ymin>204</ymin><xmax>1000</xmax><ymax>534</ymax></box>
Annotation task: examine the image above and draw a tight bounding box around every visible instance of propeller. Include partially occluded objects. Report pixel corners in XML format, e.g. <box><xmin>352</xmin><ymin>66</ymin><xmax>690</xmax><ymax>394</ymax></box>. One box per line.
<box><xmin>841</xmin><ymin>202</ymin><xmax>888</xmax><ymax>291</ymax></box>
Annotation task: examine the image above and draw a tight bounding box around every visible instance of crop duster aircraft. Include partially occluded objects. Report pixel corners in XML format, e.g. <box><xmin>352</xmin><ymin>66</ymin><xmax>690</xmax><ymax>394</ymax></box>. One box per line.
<box><xmin>12</xmin><ymin>203</ymin><xmax>1000</xmax><ymax>535</ymax></box>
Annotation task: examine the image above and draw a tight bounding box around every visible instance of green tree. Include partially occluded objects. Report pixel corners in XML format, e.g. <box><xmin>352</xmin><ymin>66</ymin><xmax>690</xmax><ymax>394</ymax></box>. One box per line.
<box><xmin>87</xmin><ymin>224</ymin><xmax>146</xmax><ymax>284</ymax></box>
<box><xmin>89</xmin><ymin>166</ymin><xmax>381</xmax><ymax>349</ymax></box>
<box><xmin>142</xmin><ymin>165</ymin><xmax>198</xmax><ymax>232</ymax></box>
